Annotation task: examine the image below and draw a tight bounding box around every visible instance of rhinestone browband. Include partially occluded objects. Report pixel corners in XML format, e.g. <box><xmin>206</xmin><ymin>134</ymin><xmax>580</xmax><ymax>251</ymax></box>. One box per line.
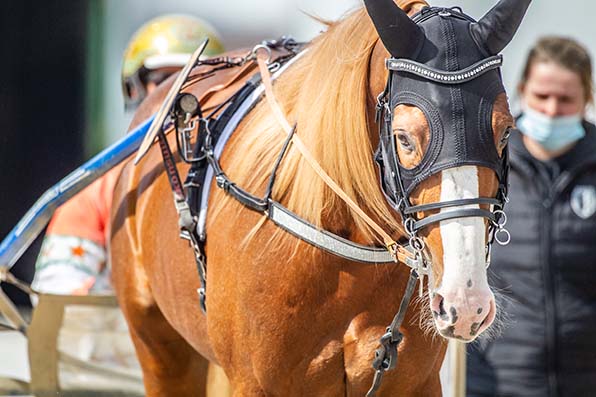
<box><xmin>386</xmin><ymin>55</ymin><xmax>503</xmax><ymax>84</ymax></box>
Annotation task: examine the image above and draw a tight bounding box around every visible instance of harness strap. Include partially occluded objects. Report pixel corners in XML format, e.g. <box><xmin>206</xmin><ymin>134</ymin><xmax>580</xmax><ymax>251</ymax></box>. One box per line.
<box><xmin>256</xmin><ymin>53</ymin><xmax>404</xmax><ymax>259</ymax></box>
<box><xmin>413</xmin><ymin>208</ymin><xmax>495</xmax><ymax>231</ymax></box>
<box><xmin>211</xmin><ymin>165</ymin><xmax>268</xmax><ymax>212</ymax></box>
<box><xmin>366</xmin><ymin>269</ymin><xmax>419</xmax><ymax>397</ymax></box>
<box><xmin>269</xmin><ymin>201</ymin><xmax>416</xmax><ymax>265</ymax></box>
<box><xmin>156</xmin><ymin>131</ymin><xmax>209</xmax><ymax>311</ymax></box>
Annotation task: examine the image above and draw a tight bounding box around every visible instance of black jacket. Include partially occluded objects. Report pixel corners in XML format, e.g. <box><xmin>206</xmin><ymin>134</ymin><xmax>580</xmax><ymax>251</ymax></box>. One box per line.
<box><xmin>467</xmin><ymin>121</ymin><xmax>596</xmax><ymax>397</ymax></box>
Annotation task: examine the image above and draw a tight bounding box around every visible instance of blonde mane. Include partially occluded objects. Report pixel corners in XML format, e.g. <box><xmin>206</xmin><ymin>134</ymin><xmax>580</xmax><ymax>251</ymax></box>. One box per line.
<box><xmin>209</xmin><ymin>8</ymin><xmax>404</xmax><ymax>248</ymax></box>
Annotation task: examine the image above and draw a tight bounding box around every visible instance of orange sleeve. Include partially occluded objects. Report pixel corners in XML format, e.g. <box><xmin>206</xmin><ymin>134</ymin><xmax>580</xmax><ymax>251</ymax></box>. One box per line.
<box><xmin>46</xmin><ymin>167</ymin><xmax>121</xmax><ymax>247</ymax></box>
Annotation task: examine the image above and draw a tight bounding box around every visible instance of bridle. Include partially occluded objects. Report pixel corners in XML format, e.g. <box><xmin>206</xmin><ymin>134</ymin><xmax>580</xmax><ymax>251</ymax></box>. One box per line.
<box><xmin>366</xmin><ymin>6</ymin><xmax>514</xmax><ymax>395</ymax></box>
<box><xmin>373</xmin><ymin>7</ymin><xmax>512</xmax><ymax>286</ymax></box>
<box><xmin>374</xmin><ymin>60</ymin><xmax>512</xmax><ymax>279</ymax></box>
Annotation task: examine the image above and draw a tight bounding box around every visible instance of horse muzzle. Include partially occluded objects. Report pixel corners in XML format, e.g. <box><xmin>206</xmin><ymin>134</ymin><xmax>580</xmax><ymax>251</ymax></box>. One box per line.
<box><xmin>430</xmin><ymin>287</ymin><xmax>496</xmax><ymax>342</ymax></box>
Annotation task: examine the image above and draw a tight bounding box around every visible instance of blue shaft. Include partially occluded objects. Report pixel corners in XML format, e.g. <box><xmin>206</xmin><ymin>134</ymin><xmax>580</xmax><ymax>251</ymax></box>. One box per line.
<box><xmin>0</xmin><ymin>115</ymin><xmax>155</xmax><ymax>271</ymax></box>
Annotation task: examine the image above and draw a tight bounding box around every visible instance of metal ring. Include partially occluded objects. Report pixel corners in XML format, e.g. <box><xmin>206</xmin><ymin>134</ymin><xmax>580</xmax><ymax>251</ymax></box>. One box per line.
<box><xmin>409</xmin><ymin>236</ymin><xmax>425</xmax><ymax>252</ymax></box>
<box><xmin>251</xmin><ymin>44</ymin><xmax>272</xmax><ymax>64</ymax></box>
<box><xmin>404</xmin><ymin>217</ymin><xmax>416</xmax><ymax>236</ymax></box>
<box><xmin>493</xmin><ymin>209</ymin><xmax>507</xmax><ymax>228</ymax></box>
<box><xmin>495</xmin><ymin>228</ymin><xmax>511</xmax><ymax>245</ymax></box>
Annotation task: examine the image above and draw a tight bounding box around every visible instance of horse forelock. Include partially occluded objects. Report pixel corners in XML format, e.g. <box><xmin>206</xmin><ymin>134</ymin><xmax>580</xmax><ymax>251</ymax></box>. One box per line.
<box><xmin>210</xmin><ymin>8</ymin><xmax>406</xmax><ymax>253</ymax></box>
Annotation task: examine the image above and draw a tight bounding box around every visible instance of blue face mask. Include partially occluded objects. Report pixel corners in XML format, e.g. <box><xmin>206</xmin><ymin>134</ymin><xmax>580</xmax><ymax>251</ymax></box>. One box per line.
<box><xmin>517</xmin><ymin>106</ymin><xmax>585</xmax><ymax>151</ymax></box>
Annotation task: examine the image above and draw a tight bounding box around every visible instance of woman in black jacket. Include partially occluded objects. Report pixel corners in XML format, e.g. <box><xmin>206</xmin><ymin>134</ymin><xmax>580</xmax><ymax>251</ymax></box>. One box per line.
<box><xmin>467</xmin><ymin>36</ymin><xmax>596</xmax><ymax>397</ymax></box>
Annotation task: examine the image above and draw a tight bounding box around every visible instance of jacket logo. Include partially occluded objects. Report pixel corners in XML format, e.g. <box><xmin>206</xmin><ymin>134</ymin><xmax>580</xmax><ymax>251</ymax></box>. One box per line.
<box><xmin>570</xmin><ymin>185</ymin><xmax>596</xmax><ymax>219</ymax></box>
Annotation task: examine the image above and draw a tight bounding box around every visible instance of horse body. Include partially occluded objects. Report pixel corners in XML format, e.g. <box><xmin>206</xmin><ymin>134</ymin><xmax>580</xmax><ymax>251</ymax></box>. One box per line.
<box><xmin>111</xmin><ymin>1</ymin><xmax>530</xmax><ymax>395</ymax></box>
<box><xmin>113</xmin><ymin>154</ymin><xmax>446</xmax><ymax>396</ymax></box>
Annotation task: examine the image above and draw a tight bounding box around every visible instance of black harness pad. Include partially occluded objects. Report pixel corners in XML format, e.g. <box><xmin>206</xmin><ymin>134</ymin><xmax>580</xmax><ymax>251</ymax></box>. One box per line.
<box><xmin>184</xmin><ymin>75</ymin><xmax>262</xmax><ymax>231</ymax></box>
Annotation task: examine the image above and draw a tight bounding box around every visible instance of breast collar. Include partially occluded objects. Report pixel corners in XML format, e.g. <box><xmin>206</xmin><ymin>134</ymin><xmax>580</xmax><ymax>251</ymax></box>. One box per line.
<box><xmin>375</xmin><ymin>6</ymin><xmax>510</xmax><ymax>239</ymax></box>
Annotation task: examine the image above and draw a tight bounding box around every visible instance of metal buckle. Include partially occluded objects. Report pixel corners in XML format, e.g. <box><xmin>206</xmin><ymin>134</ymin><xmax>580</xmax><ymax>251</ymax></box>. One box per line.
<box><xmin>385</xmin><ymin>242</ymin><xmax>399</xmax><ymax>263</ymax></box>
<box><xmin>197</xmin><ymin>288</ymin><xmax>207</xmax><ymax>313</ymax></box>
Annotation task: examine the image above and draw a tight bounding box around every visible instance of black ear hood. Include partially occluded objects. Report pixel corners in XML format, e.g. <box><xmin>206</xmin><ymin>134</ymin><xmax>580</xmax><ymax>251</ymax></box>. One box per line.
<box><xmin>364</xmin><ymin>0</ymin><xmax>531</xmax><ymax>225</ymax></box>
<box><xmin>471</xmin><ymin>0</ymin><xmax>533</xmax><ymax>55</ymax></box>
<box><xmin>363</xmin><ymin>0</ymin><xmax>424</xmax><ymax>58</ymax></box>
<box><xmin>384</xmin><ymin>6</ymin><xmax>507</xmax><ymax>196</ymax></box>
<box><xmin>363</xmin><ymin>0</ymin><xmax>531</xmax><ymax>58</ymax></box>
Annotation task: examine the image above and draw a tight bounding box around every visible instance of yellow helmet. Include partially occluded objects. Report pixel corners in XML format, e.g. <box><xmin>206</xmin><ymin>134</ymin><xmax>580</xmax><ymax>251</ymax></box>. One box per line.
<box><xmin>122</xmin><ymin>14</ymin><xmax>225</xmax><ymax>109</ymax></box>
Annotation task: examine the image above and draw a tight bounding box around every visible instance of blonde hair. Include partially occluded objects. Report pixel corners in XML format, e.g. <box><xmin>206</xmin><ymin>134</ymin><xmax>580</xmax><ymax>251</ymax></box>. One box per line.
<box><xmin>209</xmin><ymin>8</ymin><xmax>404</xmax><ymax>251</ymax></box>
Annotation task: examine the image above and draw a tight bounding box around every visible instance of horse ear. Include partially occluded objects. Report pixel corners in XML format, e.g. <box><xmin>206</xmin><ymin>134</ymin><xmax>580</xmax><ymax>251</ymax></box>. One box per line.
<box><xmin>363</xmin><ymin>0</ymin><xmax>424</xmax><ymax>58</ymax></box>
<box><xmin>471</xmin><ymin>0</ymin><xmax>532</xmax><ymax>55</ymax></box>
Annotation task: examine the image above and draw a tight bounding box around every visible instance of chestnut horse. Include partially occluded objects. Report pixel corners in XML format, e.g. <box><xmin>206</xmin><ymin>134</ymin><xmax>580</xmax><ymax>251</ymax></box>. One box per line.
<box><xmin>110</xmin><ymin>0</ymin><xmax>530</xmax><ymax>395</ymax></box>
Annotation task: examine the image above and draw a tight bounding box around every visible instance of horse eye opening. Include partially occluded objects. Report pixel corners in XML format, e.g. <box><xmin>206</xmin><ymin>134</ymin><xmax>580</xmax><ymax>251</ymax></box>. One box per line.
<box><xmin>500</xmin><ymin>127</ymin><xmax>512</xmax><ymax>146</ymax></box>
<box><xmin>397</xmin><ymin>131</ymin><xmax>414</xmax><ymax>152</ymax></box>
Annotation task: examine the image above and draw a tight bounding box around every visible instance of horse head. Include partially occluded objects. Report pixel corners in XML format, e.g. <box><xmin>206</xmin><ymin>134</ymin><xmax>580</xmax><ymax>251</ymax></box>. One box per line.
<box><xmin>365</xmin><ymin>0</ymin><xmax>531</xmax><ymax>342</ymax></box>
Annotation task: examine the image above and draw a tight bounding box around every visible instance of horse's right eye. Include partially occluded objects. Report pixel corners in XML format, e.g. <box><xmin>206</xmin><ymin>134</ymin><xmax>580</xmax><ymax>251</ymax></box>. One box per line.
<box><xmin>397</xmin><ymin>132</ymin><xmax>414</xmax><ymax>152</ymax></box>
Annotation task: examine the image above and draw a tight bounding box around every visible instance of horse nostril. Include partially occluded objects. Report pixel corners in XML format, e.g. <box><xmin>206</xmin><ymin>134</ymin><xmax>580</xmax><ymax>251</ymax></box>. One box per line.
<box><xmin>431</xmin><ymin>293</ymin><xmax>448</xmax><ymax>321</ymax></box>
<box><xmin>473</xmin><ymin>298</ymin><xmax>497</xmax><ymax>336</ymax></box>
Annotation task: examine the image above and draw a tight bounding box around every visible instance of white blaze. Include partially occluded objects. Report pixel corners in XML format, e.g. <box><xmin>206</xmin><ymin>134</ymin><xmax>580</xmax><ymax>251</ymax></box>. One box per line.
<box><xmin>438</xmin><ymin>166</ymin><xmax>487</xmax><ymax>290</ymax></box>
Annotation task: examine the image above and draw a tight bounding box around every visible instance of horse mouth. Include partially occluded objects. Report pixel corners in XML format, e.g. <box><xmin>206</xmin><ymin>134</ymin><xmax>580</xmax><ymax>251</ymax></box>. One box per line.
<box><xmin>433</xmin><ymin>295</ymin><xmax>497</xmax><ymax>342</ymax></box>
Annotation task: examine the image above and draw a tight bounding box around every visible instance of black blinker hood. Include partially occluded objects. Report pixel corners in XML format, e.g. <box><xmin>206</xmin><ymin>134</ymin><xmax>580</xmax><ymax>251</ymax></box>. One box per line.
<box><xmin>376</xmin><ymin>6</ymin><xmax>508</xmax><ymax>209</ymax></box>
